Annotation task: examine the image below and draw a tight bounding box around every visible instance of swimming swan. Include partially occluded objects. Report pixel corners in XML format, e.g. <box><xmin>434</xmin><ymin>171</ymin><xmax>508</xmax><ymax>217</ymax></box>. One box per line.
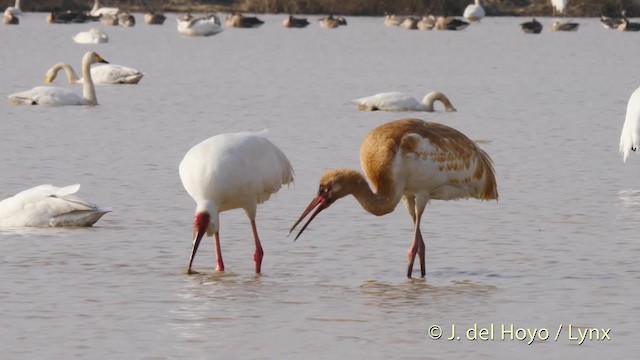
<box><xmin>463</xmin><ymin>0</ymin><xmax>485</xmax><ymax>22</ymax></box>
<box><xmin>72</xmin><ymin>28</ymin><xmax>108</xmax><ymax>44</ymax></box>
<box><xmin>177</xmin><ymin>13</ymin><xmax>223</xmax><ymax>36</ymax></box>
<box><xmin>45</xmin><ymin>62</ymin><xmax>143</xmax><ymax>85</ymax></box>
<box><xmin>620</xmin><ymin>86</ymin><xmax>640</xmax><ymax>162</ymax></box>
<box><xmin>0</xmin><ymin>184</ymin><xmax>111</xmax><ymax>227</ymax></box>
<box><xmin>351</xmin><ymin>91</ymin><xmax>457</xmax><ymax>112</ymax></box>
<box><xmin>8</xmin><ymin>51</ymin><xmax>108</xmax><ymax>106</ymax></box>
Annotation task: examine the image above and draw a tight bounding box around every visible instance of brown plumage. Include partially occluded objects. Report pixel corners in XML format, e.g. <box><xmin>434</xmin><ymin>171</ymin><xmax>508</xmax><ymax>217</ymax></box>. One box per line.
<box><xmin>290</xmin><ymin>118</ymin><xmax>498</xmax><ymax>278</ymax></box>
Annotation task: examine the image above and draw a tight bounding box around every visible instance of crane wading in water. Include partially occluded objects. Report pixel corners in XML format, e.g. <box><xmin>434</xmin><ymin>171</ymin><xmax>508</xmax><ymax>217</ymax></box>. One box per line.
<box><xmin>289</xmin><ymin>118</ymin><xmax>498</xmax><ymax>278</ymax></box>
<box><xmin>179</xmin><ymin>131</ymin><xmax>294</xmax><ymax>274</ymax></box>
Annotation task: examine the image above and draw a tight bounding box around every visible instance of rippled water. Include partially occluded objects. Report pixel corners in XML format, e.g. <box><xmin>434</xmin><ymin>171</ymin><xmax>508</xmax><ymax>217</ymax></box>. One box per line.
<box><xmin>1</xmin><ymin>14</ymin><xmax>638</xmax><ymax>359</ymax></box>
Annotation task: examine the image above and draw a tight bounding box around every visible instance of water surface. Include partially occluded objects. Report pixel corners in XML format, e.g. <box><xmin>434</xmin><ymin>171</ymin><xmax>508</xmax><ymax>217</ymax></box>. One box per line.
<box><xmin>0</xmin><ymin>14</ymin><xmax>638</xmax><ymax>359</ymax></box>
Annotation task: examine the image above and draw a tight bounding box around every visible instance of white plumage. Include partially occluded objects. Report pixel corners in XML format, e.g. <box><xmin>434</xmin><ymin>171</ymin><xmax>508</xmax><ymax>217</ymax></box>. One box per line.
<box><xmin>72</xmin><ymin>28</ymin><xmax>108</xmax><ymax>44</ymax></box>
<box><xmin>8</xmin><ymin>51</ymin><xmax>108</xmax><ymax>106</ymax></box>
<box><xmin>0</xmin><ymin>184</ymin><xmax>111</xmax><ymax>227</ymax></box>
<box><xmin>45</xmin><ymin>63</ymin><xmax>144</xmax><ymax>85</ymax></box>
<box><xmin>463</xmin><ymin>0</ymin><xmax>485</xmax><ymax>22</ymax></box>
<box><xmin>620</xmin><ymin>86</ymin><xmax>640</xmax><ymax>162</ymax></box>
<box><xmin>179</xmin><ymin>131</ymin><xmax>294</xmax><ymax>274</ymax></box>
<box><xmin>89</xmin><ymin>0</ymin><xmax>119</xmax><ymax>17</ymax></box>
<box><xmin>177</xmin><ymin>14</ymin><xmax>224</xmax><ymax>37</ymax></box>
<box><xmin>551</xmin><ymin>0</ymin><xmax>569</xmax><ymax>16</ymax></box>
<box><xmin>351</xmin><ymin>91</ymin><xmax>457</xmax><ymax>112</ymax></box>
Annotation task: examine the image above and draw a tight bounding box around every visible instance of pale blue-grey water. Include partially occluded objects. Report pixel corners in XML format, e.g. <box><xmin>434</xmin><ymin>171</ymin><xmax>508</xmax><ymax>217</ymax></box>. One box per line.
<box><xmin>0</xmin><ymin>14</ymin><xmax>638</xmax><ymax>359</ymax></box>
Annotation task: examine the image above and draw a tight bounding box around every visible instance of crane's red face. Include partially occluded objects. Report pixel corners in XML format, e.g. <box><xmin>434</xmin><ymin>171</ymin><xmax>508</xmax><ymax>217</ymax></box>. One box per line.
<box><xmin>187</xmin><ymin>212</ymin><xmax>210</xmax><ymax>274</ymax></box>
<box><xmin>289</xmin><ymin>185</ymin><xmax>334</xmax><ymax>240</ymax></box>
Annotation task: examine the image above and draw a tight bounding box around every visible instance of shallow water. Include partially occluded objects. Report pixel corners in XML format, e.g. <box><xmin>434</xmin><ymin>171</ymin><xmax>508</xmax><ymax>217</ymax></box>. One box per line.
<box><xmin>0</xmin><ymin>14</ymin><xmax>638</xmax><ymax>359</ymax></box>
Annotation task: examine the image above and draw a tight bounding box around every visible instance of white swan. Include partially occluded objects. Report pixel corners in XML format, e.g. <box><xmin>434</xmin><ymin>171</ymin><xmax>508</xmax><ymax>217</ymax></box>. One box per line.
<box><xmin>45</xmin><ymin>62</ymin><xmax>144</xmax><ymax>85</ymax></box>
<box><xmin>351</xmin><ymin>91</ymin><xmax>457</xmax><ymax>112</ymax></box>
<box><xmin>3</xmin><ymin>8</ymin><xmax>19</xmax><ymax>24</ymax></box>
<box><xmin>0</xmin><ymin>184</ymin><xmax>111</xmax><ymax>227</ymax></box>
<box><xmin>551</xmin><ymin>0</ymin><xmax>569</xmax><ymax>17</ymax></box>
<box><xmin>4</xmin><ymin>0</ymin><xmax>22</xmax><ymax>16</ymax></box>
<box><xmin>73</xmin><ymin>28</ymin><xmax>108</xmax><ymax>44</ymax></box>
<box><xmin>8</xmin><ymin>51</ymin><xmax>108</xmax><ymax>106</ymax></box>
<box><xmin>463</xmin><ymin>0</ymin><xmax>485</xmax><ymax>22</ymax></box>
<box><xmin>177</xmin><ymin>13</ymin><xmax>223</xmax><ymax>36</ymax></box>
<box><xmin>89</xmin><ymin>0</ymin><xmax>118</xmax><ymax>17</ymax></box>
<box><xmin>620</xmin><ymin>86</ymin><xmax>640</xmax><ymax>162</ymax></box>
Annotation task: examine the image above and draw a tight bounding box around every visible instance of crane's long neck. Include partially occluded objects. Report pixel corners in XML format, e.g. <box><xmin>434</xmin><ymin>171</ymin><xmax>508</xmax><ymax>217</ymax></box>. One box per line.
<box><xmin>335</xmin><ymin>169</ymin><xmax>402</xmax><ymax>216</ymax></box>
<box><xmin>54</xmin><ymin>63</ymin><xmax>80</xmax><ymax>83</ymax></box>
<box><xmin>81</xmin><ymin>58</ymin><xmax>97</xmax><ymax>105</ymax></box>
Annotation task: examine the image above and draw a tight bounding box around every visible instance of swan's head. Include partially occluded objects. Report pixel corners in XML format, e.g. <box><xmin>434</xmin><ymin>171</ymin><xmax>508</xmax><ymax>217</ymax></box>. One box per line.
<box><xmin>84</xmin><ymin>51</ymin><xmax>109</xmax><ymax>66</ymax></box>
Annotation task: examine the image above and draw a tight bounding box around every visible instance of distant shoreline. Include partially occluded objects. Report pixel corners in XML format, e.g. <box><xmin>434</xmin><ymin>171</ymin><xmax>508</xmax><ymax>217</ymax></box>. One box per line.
<box><xmin>9</xmin><ymin>0</ymin><xmax>632</xmax><ymax>18</ymax></box>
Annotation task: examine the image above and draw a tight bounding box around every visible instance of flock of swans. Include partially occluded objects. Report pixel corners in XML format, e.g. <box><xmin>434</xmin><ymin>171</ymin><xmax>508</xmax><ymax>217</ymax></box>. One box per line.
<box><xmin>2</xmin><ymin>0</ymin><xmax>640</xmax><ymax>278</ymax></box>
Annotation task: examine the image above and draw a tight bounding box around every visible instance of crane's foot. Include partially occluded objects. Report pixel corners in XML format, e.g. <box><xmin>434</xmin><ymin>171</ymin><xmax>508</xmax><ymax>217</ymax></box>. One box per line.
<box><xmin>254</xmin><ymin>247</ymin><xmax>264</xmax><ymax>274</ymax></box>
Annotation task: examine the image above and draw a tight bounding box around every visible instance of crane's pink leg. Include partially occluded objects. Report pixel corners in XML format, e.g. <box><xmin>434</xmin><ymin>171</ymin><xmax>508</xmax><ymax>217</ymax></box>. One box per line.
<box><xmin>214</xmin><ymin>231</ymin><xmax>224</xmax><ymax>272</ymax></box>
<box><xmin>407</xmin><ymin>212</ymin><xmax>426</xmax><ymax>278</ymax></box>
<box><xmin>250</xmin><ymin>219</ymin><xmax>264</xmax><ymax>274</ymax></box>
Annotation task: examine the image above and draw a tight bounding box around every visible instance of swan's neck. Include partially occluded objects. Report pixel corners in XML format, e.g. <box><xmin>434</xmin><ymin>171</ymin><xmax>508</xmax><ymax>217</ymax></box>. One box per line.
<box><xmin>421</xmin><ymin>91</ymin><xmax>456</xmax><ymax>112</ymax></box>
<box><xmin>336</xmin><ymin>169</ymin><xmax>401</xmax><ymax>216</ymax></box>
<box><xmin>55</xmin><ymin>63</ymin><xmax>80</xmax><ymax>83</ymax></box>
<box><xmin>475</xmin><ymin>0</ymin><xmax>482</xmax><ymax>5</ymax></box>
<box><xmin>81</xmin><ymin>59</ymin><xmax>97</xmax><ymax>105</ymax></box>
<box><xmin>91</xmin><ymin>0</ymin><xmax>99</xmax><ymax>13</ymax></box>
<box><xmin>15</xmin><ymin>0</ymin><xmax>20</xmax><ymax>9</ymax></box>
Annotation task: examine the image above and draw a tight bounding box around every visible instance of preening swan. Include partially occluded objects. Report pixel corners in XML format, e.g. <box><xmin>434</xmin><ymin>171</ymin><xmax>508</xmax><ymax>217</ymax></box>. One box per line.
<box><xmin>8</xmin><ymin>51</ymin><xmax>108</xmax><ymax>106</ymax></box>
<box><xmin>3</xmin><ymin>8</ymin><xmax>19</xmax><ymax>24</ymax></box>
<box><xmin>351</xmin><ymin>91</ymin><xmax>457</xmax><ymax>112</ymax></box>
<box><xmin>73</xmin><ymin>28</ymin><xmax>108</xmax><ymax>44</ymax></box>
<box><xmin>0</xmin><ymin>184</ymin><xmax>111</xmax><ymax>227</ymax></box>
<box><xmin>463</xmin><ymin>0</ymin><xmax>485</xmax><ymax>22</ymax></box>
<box><xmin>620</xmin><ymin>86</ymin><xmax>640</xmax><ymax>162</ymax></box>
<box><xmin>90</xmin><ymin>0</ymin><xmax>119</xmax><ymax>17</ymax></box>
<box><xmin>4</xmin><ymin>0</ymin><xmax>22</xmax><ymax>16</ymax></box>
<box><xmin>45</xmin><ymin>62</ymin><xmax>144</xmax><ymax>85</ymax></box>
<box><xmin>177</xmin><ymin>13</ymin><xmax>223</xmax><ymax>36</ymax></box>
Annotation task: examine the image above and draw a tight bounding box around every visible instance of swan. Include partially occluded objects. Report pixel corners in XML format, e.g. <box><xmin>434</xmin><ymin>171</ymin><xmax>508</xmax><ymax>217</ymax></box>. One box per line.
<box><xmin>45</xmin><ymin>62</ymin><xmax>143</xmax><ymax>85</ymax></box>
<box><xmin>463</xmin><ymin>0</ymin><xmax>485</xmax><ymax>22</ymax></box>
<box><xmin>72</xmin><ymin>28</ymin><xmax>108</xmax><ymax>44</ymax></box>
<box><xmin>3</xmin><ymin>8</ymin><xmax>19</xmax><ymax>24</ymax></box>
<box><xmin>351</xmin><ymin>91</ymin><xmax>457</xmax><ymax>112</ymax></box>
<box><xmin>8</xmin><ymin>51</ymin><xmax>108</xmax><ymax>106</ymax></box>
<box><xmin>620</xmin><ymin>86</ymin><xmax>640</xmax><ymax>162</ymax></box>
<box><xmin>89</xmin><ymin>0</ymin><xmax>118</xmax><ymax>17</ymax></box>
<box><xmin>177</xmin><ymin>13</ymin><xmax>223</xmax><ymax>36</ymax></box>
<box><xmin>0</xmin><ymin>184</ymin><xmax>111</xmax><ymax>227</ymax></box>
<box><xmin>4</xmin><ymin>0</ymin><xmax>21</xmax><ymax>16</ymax></box>
<box><xmin>551</xmin><ymin>0</ymin><xmax>569</xmax><ymax>17</ymax></box>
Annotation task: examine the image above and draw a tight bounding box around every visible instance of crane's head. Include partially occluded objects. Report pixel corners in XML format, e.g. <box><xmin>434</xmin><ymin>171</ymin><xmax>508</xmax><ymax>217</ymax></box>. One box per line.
<box><xmin>187</xmin><ymin>212</ymin><xmax>211</xmax><ymax>274</ymax></box>
<box><xmin>289</xmin><ymin>169</ymin><xmax>361</xmax><ymax>241</ymax></box>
